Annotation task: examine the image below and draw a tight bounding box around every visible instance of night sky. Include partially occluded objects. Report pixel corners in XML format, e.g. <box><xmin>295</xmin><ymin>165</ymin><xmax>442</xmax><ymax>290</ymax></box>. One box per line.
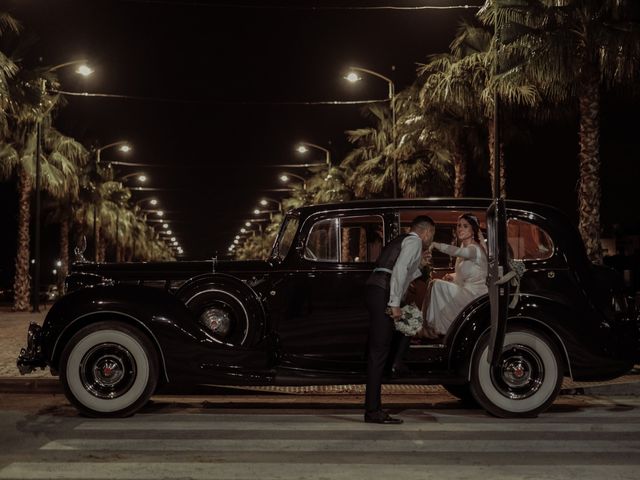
<box><xmin>0</xmin><ymin>0</ymin><xmax>637</xmax><ymax>285</ymax></box>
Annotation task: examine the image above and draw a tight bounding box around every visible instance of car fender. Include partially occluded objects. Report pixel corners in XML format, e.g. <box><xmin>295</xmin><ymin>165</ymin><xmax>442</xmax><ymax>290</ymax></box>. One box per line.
<box><xmin>42</xmin><ymin>284</ymin><xmax>209</xmax><ymax>381</ymax></box>
<box><xmin>447</xmin><ymin>295</ymin><xmax>574</xmax><ymax>380</ymax></box>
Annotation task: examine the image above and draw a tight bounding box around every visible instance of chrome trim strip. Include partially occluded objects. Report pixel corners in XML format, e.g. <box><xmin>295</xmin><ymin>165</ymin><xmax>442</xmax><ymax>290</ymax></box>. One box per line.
<box><xmin>52</xmin><ymin>310</ymin><xmax>170</xmax><ymax>383</ymax></box>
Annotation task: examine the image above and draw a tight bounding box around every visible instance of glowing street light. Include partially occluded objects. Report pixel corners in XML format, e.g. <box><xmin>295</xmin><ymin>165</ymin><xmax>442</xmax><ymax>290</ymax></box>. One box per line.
<box><xmin>75</xmin><ymin>64</ymin><xmax>94</xmax><ymax>77</ymax></box>
<box><xmin>119</xmin><ymin>172</ymin><xmax>147</xmax><ymax>183</ymax></box>
<box><xmin>279</xmin><ymin>172</ymin><xmax>307</xmax><ymax>190</ymax></box>
<box><xmin>344</xmin><ymin>71</ymin><xmax>361</xmax><ymax>83</ymax></box>
<box><xmin>135</xmin><ymin>197</ymin><xmax>158</xmax><ymax>208</ymax></box>
<box><xmin>260</xmin><ymin>197</ymin><xmax>283</xmax><ymax>214</ymax></box>
<box><xmin>296</xmin><ymin>142</ymin><xmax>331</xmax><ymax>167</ymax></box>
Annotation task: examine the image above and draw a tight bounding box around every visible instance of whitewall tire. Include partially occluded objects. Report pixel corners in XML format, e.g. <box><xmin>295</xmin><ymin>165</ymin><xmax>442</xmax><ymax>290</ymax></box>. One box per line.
<box><xmin>470</xmin><ymin>329</ymin><xmax>563</xmax><ymax>418</ymax></box>
<box><xmin>60</xmin><ymin>321</ymin><xmax>158</xmax><ymax>417</ymax></box>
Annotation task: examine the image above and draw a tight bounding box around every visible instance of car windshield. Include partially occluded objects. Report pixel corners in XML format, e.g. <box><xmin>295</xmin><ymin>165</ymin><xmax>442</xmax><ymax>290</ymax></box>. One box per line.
<box><xmin>272</xmin><ymin>215</ymin><xmax>299</xmax><ymax>261</ymax></box>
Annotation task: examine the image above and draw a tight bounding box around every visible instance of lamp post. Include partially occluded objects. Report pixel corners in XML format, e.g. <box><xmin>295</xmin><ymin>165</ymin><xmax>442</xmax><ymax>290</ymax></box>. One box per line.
<box><xmin>279</xmin><ymin>172</ymin><xmax>307</xmax><ymax>190</ymax></box>
<box><xmin>296</xmin><ymin>142</ymin><xmax>331</xmax><ymax>167</ymax></box>
<box><xmin>135</xmin><ymin>196</ymin><xmax>159</xmax><ymax>208</ymax></box>
<box><xmin>93</xmin><ymin>141</ymin><xmax>131</xmax><ymax>262</ymax></box>
<box><xmin>345</xmin><ymin>66</ymin><xmax>397</xmax><ymax>198</ymax></box>
<box><xmin>259</xmin><ymin>197</ymin><xmax>283</xmax><ymax>214</ymax></box>
<box><xmin>32</xmin><ymin>61</ymin><xmax>93</xmax><ymax>312</ymax></box>
<box><xmin>118</xmin><ymin>171</ymin><xmax>147</xmax><ymax>183</ymax></box>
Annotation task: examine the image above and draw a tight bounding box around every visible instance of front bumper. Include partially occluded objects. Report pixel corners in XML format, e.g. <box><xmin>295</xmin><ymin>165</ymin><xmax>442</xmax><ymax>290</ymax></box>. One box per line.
<box><xmin>16</xmin><ymin>322</ymin><xmax>47</xmax><ymax>374</ymax></box>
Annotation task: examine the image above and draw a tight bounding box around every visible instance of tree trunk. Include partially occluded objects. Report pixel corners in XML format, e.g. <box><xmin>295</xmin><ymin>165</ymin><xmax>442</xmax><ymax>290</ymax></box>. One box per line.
<box><xmin>452</xmin><ymin>151</ymin><xmax>466</xmax><ymax>198</ymax></box>
<box><xmin>577</xmin><ymin>73</ymin><xmax>602</xmax><ymax>264</ymax></box>
<box><xmin>94</xmin><ymin>220</ymin><xmax>100</xmax><ymax>263</ymax></box>
<box><xmin>59</xmin><ymin>216</ymin><xmax>70</xmax><ymax>293</ymax></box>
<box><xmin>98</xmin><ymin>232</ymin><xmax>107</xmax><ymax>263</ymax></box>
<box><xmin>487</xmin><ymin>122</ymin><xmax>506</xmax><ymax>198</ymax></box>
<box><xmin>13</xmin><ymin>169</ymin><xmax>32</xmax><ymax>311</ymax></box>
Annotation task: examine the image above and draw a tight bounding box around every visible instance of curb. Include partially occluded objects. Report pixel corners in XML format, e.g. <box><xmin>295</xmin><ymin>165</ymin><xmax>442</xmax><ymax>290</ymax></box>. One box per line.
<box><xmin>0</xmin><ymin>377</ymin><xmax>62</xmax><ymax>394</ymax></box>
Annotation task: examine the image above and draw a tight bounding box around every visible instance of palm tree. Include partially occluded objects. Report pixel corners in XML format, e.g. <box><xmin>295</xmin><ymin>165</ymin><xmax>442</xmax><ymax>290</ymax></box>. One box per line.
<box><xmin>341</xmin><ymin>105</ymin><xmax>392</xmax><ymax>198</ymax></box>
<box><xmin>0</xmin><ymin>53</ymin><xmax>77</xmax><ymax>309</ymax></box>
<box><xmin>483</xmin><ymin>0</ymin><xmax>640</xmax><ymax>263</ymax></box>
<box><xmin>306</xmin><ymin>166</ymin><xmax>352</xmax><ymax>204</ymax></box>
<box><xmin>0</xmin><ymin>12</ymin><xmax>19</xmax><ymax>136</ymax></box>
<box><xmin>342</xmin><ymin>92</ymin><xmax>452</xmax><ymax>199</ymax></box>
<box><xmin>393</xmin><ymin>84</ymin><xmax>453</xmax><ymax>198</ymax></box>
<box><xmin>418</xmin><ymin>20</ymin><xmax>540</xmax><ymax>198</ymax></box>
<box><xmin>42</xmin><ymin>129</ymin><xmax>89</xmax><ymax>288</ymax></box>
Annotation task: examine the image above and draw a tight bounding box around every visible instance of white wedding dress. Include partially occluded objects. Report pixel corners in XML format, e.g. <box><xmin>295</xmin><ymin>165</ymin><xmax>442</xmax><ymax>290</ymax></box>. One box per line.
<box><xmin>425</xmin><ymin>242</ymin><xmax>488</xmax><ymax>335</ymax></box>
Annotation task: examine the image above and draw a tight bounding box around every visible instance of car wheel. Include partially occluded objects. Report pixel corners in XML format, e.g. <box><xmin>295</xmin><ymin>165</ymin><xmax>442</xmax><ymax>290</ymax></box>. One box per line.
<box><xmin>185</xmin><ymin>290</ymin><xmax>254</xmax><ymax>346</ymax></box>
<box><xmin>60</xmin><ymin>321</ymin><xmax>158</xmax><ymax>417</ymax></box>
<box><xmin>470</xmin><ymin>329</ymin><xmax>563</xmax><ymax>418</ymax></box>
<box><xmin>442</xmin><ymin>384</ymin><xmax>478</xmax><ymax>407</ymax></box>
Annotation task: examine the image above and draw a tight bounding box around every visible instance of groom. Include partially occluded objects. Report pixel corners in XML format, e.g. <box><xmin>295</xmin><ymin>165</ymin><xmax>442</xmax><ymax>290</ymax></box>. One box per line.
<box><xmin>364</xmin><ymin>215</ymin><xmax>435</xmax><ymax>424</ymax></box>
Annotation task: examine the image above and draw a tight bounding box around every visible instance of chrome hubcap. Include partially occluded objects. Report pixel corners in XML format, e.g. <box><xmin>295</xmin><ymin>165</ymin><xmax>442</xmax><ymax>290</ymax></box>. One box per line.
<box><xmin>491</xmin><ymin>344</ymin><xmax>544</xmax><ymax>400</ymax></box>
<box><xmin>80</xmin><ymin>343</ymin><xmax>136</xmax><ymax>399</ymax></box>
<box><xmin>200</xmin><ymin>307</ymin><xmax>232</xmax><ymax>338</ymax></box>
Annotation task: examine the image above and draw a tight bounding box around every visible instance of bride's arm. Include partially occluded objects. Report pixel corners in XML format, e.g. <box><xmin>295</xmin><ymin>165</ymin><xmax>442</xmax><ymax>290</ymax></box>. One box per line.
<box><xmin>432</xmin><ymin>242</ymin><xmax>478</xmax><ymax>260</ymax></box>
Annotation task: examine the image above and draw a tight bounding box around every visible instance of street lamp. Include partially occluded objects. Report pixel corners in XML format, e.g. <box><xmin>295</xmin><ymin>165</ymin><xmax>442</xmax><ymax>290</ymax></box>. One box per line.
<box><xmin>143</xmin><ymin>209</ymin><xmax>164</xmax><ymax>217</ymax></box>
<box><xmin>279</xmin><ymin>172</ymin><xmax>307</xmax><ymax>190</ymax></box>
<box><xmin>296</xmin><ymin>142</ymin><xmax>331</xmax><ymax>167</ymax></box>
<box><xmin>345</xmin><ymin>66</ymin><xmax>397</xmax><ymax>198</ymax></box>
<box><xmin>32</xmin><ymin>60</ymin><xmax>93</xmax><ymax>311</ymax></box>
<box><xmin>135</xmin><ymin>197</ymin><xmax>159</xmax><ymax>208</ymax></box>
<box><xmin>259</xmin><ymin>197</ymin><xmax>283</xmax><ymax>214</ymax></box>
<box><xmin>119</xmin><ymin>172</ymin><xmax>147</xmax><ymax>183</ymax></box>
<box><xmin>96</xmin><ymin>141</ymin><xmax>132</xmax><ymax>165</ymax></box>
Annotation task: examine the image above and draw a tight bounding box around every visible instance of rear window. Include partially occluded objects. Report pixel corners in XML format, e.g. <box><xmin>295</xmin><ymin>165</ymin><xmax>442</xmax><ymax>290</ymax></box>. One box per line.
<box><xmin>507</xmin><ymin>219</ymin><xmax>553</xmax><ymax>261</ymax></box>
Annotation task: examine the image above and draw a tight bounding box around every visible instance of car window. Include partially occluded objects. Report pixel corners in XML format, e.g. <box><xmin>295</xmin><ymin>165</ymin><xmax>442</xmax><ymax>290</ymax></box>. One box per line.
<box><xmin>273</xmin><ymin>215</ymin><xmax>299</xmax><ymax>261</ymax></box>
<box><xmin>305</xmin><ymin>215</ymin><xmax>384</xmax><ymax>263</ymax></box>
<box><xmin>507</xmin><ymin>219</ymin><xmax>553</xmax><ymax>261</ymax></box>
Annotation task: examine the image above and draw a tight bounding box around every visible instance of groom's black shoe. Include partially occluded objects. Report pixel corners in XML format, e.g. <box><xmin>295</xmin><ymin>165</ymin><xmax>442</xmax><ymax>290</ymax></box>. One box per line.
<box><xmin>364</xmin><ymin>411</ymin><xmax>404</xmax><ymax>424</ymax></box>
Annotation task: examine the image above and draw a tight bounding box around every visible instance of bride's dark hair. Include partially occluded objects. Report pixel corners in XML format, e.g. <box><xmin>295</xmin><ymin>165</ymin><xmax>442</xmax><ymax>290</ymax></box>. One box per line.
<box><xmin>459</xmin><ymin>213</ymin><xmax>481</xmax><ymax>243</ymax></box>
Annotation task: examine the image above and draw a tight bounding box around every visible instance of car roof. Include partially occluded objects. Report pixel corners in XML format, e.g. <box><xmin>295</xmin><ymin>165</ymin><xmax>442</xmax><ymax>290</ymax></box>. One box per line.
<box><xmin>288</xmin><ymin>197</ymin><xmax>569</xmax><ymax>223</ymax></box>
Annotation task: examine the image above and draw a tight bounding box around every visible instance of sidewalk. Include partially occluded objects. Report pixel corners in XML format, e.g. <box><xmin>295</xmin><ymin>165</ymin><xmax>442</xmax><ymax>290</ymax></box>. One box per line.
<box><xmin>1</xmin><ymin>305</ymin><xmax>639</xmax><ymax>396</ymax></box>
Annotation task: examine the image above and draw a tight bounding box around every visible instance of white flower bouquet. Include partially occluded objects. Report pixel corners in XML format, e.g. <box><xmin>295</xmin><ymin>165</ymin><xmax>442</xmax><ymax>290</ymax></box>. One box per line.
<box><xmin>393</xmin><ymin>303</ymin><xmax>423</xmax><ymax>337</ymax></box>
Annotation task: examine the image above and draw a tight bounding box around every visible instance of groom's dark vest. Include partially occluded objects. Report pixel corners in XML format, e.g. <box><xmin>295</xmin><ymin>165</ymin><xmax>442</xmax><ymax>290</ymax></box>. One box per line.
<box><xmin>365</xmin><ymin>233</ymin><xmax>411</xmax><ymax>292</ymax></box>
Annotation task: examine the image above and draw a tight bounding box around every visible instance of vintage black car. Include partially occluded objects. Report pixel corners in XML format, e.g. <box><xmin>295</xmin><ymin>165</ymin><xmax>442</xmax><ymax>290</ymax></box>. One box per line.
<box><xmin>18</xmin><ymin>198</ymin><xmax>639</xmax><ymax>418</ymax></box>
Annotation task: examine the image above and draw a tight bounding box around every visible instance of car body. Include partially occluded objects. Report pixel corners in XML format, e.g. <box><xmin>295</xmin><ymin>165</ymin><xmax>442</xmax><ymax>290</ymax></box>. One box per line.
<box><xmin>18</xmin><ymin>198</ymin><xmax>639</xmax><ymax>417</ymax></box>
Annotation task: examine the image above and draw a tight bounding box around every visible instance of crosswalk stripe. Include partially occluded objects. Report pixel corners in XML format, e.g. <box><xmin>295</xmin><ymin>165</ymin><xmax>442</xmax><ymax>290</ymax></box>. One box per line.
<box><xmin>74</xmin><ymin>420</ymin><xmax>640</xmax><ymax>432</ymax></box>
<box><xmin>1</xmin><ymin>463</ymin><xmax>639</xmax><ymax>480</ymax></box>
<box><xmin>40</xmin><ymin>438</ymin><xmax>640</xmax><ymax>452</ymax></box>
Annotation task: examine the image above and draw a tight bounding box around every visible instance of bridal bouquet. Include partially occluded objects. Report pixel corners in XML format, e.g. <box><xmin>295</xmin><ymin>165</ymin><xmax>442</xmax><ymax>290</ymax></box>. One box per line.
<box><xmin>393</xmin><ymin>304</ymin><xmax>423</xmax><ymax>337</ymax></box>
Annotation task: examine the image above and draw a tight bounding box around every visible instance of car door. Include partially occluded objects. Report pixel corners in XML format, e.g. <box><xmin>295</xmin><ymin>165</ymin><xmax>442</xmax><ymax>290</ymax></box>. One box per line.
<box><xmin>486</xmin><ymin>198</ymin><xmax>511</xmax><ymax>366</ymax></box>
<box><xmin>274</xmin><ymin>211</ymin><xmax>389</xmax><ymax>372</ymax></box>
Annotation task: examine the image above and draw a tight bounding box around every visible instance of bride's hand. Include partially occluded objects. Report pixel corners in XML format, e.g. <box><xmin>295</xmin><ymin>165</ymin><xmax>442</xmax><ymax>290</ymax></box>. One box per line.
<box><xmin>443</xmin><ymin>273</ymin><xmax>454</xmax><ymax>282</ymax></box>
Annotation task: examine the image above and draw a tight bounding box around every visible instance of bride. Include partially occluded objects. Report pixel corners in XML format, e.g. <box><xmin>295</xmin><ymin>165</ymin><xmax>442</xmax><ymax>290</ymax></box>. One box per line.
<box><xmin>422</xmin><ymin>213</ymin><xmax>488</xmax><ymax>337</ymax></box>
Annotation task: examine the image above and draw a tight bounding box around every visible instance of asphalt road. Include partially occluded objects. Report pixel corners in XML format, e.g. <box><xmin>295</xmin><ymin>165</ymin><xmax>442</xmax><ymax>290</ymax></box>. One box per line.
<box><xmin>1</xmin><ymin>393</ymin><xmax>639</xmax><ymax>480</ymax></box>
